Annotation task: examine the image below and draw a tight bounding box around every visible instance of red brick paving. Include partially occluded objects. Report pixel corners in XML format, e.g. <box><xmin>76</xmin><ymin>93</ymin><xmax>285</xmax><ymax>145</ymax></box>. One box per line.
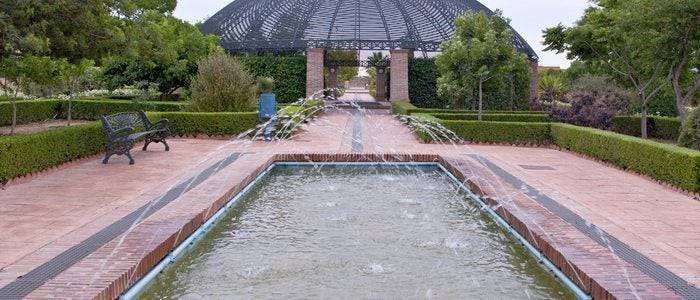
<box><xmin>1</xmin><ymin>109</ymin><xmax>698</xmax><ymax>299</ymax></box>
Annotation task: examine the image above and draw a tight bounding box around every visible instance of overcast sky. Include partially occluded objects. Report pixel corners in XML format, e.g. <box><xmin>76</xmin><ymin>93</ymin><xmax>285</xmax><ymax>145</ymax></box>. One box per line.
<box><xmin>174</xmin><ymin>0</ymin><xmax>590</xmax><ymax>68</ymax></box>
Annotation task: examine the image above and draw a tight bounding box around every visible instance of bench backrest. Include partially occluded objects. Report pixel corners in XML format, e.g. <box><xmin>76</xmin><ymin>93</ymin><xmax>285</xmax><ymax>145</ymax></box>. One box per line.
<box><xmin>101</xmin><ymin>111</ymin><xmax>150</xmax><ymax>135</ymax></box>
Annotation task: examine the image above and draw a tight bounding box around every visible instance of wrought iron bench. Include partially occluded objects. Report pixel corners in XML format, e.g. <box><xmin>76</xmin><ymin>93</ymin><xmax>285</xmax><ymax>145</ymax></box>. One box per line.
<box><xmin>101</xmin><ymin>111</ymin><xmax>170</xmax><ymax>165</ymax></box>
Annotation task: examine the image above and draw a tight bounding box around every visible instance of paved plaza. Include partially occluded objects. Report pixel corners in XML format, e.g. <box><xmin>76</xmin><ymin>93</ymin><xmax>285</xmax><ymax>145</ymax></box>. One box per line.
<box><xmin>0</xmin><ymin>109</ymin><xmax>698</xmax><ymax>299</ymax></box>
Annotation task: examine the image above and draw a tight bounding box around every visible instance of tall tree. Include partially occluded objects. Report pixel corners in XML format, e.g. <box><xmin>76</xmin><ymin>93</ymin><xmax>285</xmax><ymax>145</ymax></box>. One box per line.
<box><xmin>436</xmin><ymin>11</ymin><xmax>528</xmax><ymax>119</ymax></box>
<box><xmin>102</xmin><ymin>13</ymin><xmax>221</xmax><ymax>98</ymax></box>
<box><xmin>543</xmin><ymin>0</ymin><xmax>673</xmax><ymax>138</ymax></box>
<box><xmin>545</xmin><ymin>0</ymin><xmax>700</xmax><ymax>134</ymax></box>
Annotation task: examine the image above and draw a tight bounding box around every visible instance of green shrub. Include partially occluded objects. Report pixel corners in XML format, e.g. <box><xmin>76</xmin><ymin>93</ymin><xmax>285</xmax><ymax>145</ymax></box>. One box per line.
<box><xmin>552</xmin><ymin>123</ymin><xmax>700</xmax><ymax>192</ymax></box>
<box><xmin>0</xmin><ymin>100</ymin><xmax>60</xmax><ymax>126</ymax></box>
<box><xmin>679</xmin><ymin>108</ymin><xmax>700</xmax><ymax>150</ymax></box>
<box><xmin>405</xmin><ymin>108</ymin><xmax>547</xmax><ymax>115</ymax></box>
<box><xmin>190</xmin><ymin>54</ymin><xmax>257</xmax><ymax>112</ymax></box>
<box><xmin>237</xmin><ymin>54</ymin><xmax>306</xmax><ymax>103</ymax></box>
<box><xmin>433</xmin><ymin>113</ymin><xmax>550</xmax><ymax>122</ymax></box>
<box><xmin>612</xmin><ymin>116</ymin><xmax>682</xmax><ymax>141</ymax></box>
<box><xmin>409</xmin><ymin>58</ymin><xmax>449</xmax><ymax>108</ymax></box>
<box><xmin>441</xmin><ymin>121</ymin><xmax>551</xmax><ymax>144</ymax></box>
<box><xmin>0</xmin><ymin>122</ymin><xmax>105</xmax><ymax>184</ymax></box>
<box><xmin>58</xmin><ymin>100</ymin><xmax>186</xmax><ymax>120</ymax></box>
<box><xmin>391</xmin><ymin>102</ymin><xmax>418</xmax><ymax>115</ymax></box>
<box><xmin>149</xmin><ymin>112</ymin><xmax>259</xmax><ymax>137</ymax></box>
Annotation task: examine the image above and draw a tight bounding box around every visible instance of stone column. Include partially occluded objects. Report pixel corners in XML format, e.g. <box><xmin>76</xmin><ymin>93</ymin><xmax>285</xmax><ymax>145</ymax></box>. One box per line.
<box><xmin>529</xmin><ymin>59</ymin><xmax>539</xmax><ymax>108</ymax></box>
<box><xmin>328</xmin><ymin>66</ymin><xmax>338</xmax><ymax>89</ymax></box>
<box><xmin>389</xmin><ymin>49</ymin><xmax>411</xmax><ymax>102</ymax></box>
<box><xmin>306</xmin><ymin>48</ymin><xmax>325</xmax><ymax>98</ymax></box>
<box><xmin>375</xmin><ymin>67</ymin><xmax>387</xmax><ymax>101</ymax></box>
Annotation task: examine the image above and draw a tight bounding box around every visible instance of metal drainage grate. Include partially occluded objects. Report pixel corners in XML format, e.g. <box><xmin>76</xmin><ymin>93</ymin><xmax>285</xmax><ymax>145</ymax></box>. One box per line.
<box><xmin>0</xmin><ymin>153</ymin><xmax>241</xmax><ymax>299</ymax></box>
<box><xmin>469</xmin><ymin>154</ymin><xmax>700</xmax><ymax>300</ymax></box>
<box><xmin>519</xmin><ymin>164</ymin><xmax>556</xmax><ymax>171</ymax></box>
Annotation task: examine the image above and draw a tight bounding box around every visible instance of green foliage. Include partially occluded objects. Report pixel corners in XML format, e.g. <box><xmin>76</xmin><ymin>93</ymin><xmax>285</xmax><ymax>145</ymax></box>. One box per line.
<box><xmin>433</xmin><ymin>113</ymin><xmax>550</xmax><ymax>123</ymax></box>
<box><xmin>0</xmin><ymin>100</ymin><xmax>59</xmax><ymax>126</ymax></box>
<box><xmin>400</xmin><ymin>107</ymin><xmax>546</xmax><ymax>116</ymax></box>
<box><xmin>436</xmin><ymin>10</ymin><xmax>530</xmax><ymax>111</ymax></box>
<box><xmin>325</xmin><ymin>51</ymin><xmax>359</xmax><ymax>82</ymax></box>
<box><xmin>102</xmin><ymin>15</ymin><xmax>221</xmax><ymax>97</ymax></box>
<box><xmin>391</xmin><ymin>102</ymin><xmax>418</xmax><ymax>115</ymax></box>
<box><xmin>552</xmin><ymin>123</ymin><xmax>700</xmax><ymax>192</ymax></box>
<box><xmin>59</xmin><ymin>100</ymin><xmax>186</xmax><ymax>120</ymax></box>
<box><xmin>0</xmin><ymin>122</ymin><xmax>105</xmax><ymax>184</ymax></box>
<box><xmin>189</xmin><ymin>54</ymin><xmax>256</xmax><ymax>112</ymax></box>
<box><xmin>256</xmin><ymin>77</ymin><xmax>275</xmax><ymax>94</ymax></box>
<box><xmin>237</xmin><ymin>54</ymin><xmax>307</xmax><ymax>103</ymax></box>
<box><xmin>442</xmin><ymin>121</ymin><xmax>551</xmax><ymax>144</ymax></box>
<box><xmin>679</xmin><ymin>108</ymin><xmax>700</xmax><ymax>150</ymax></box>
<box><xmin>408</xmin><ymin>58</ymin><xmax>448</xmax><ymax>108</ymax></box>
<box><xmin>539</xmin><ymin>70</ymin><xmax>567</xmax><ymax>103</ymax></box>
<box><xmin>613</xmin><ymin>116</ymin><xmax>682</xmax><ymax>141</ymax></box>
<box><xmin>543</xmin><ymin>0</ymin><xmax>699</xmax><ymax>125</ymax></box>
<box><xmin>148</xmin><ymin>112</ymin><xmax>259</xmax><ymax>137</ymax></box>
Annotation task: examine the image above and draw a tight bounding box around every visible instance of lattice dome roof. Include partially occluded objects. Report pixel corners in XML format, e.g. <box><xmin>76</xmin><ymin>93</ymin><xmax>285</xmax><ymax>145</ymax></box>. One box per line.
<box><xmin>201</xmin><ymin>0</ymin><xmax>538</xmax><ymax>59</ymax></box>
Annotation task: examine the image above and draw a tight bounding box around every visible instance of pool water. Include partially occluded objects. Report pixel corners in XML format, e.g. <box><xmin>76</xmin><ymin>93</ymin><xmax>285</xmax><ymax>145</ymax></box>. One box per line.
<box><xmin>141</xmin><ymin>165</ymin><xmax>572</xmax><ymax>299</ymax></box>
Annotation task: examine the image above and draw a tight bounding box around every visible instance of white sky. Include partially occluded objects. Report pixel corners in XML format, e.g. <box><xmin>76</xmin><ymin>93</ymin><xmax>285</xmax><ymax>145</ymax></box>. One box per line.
<box><xmin>174</xmin><ymin>0</ymin><xmax>590</xmax><ymax>68</ymax></box>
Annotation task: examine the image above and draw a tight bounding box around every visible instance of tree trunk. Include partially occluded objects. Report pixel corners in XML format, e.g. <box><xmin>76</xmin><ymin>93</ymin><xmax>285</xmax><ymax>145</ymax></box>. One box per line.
<box><xmin>478</xmin><ymin>80</ymin><xmax>483</xmax><ymax>121</ymax></box>
<box><xmin>67</xmin><ymin>99</ymin><xmax>72</xmax><ymax>126</ymax></box>
<box><xmin>640</xmin><ymin>100</ymin><xmax>649</xmax><ymax>139</ymax></box>
<box><xmin>10</xmin><ymin>89</ymin><xmax>17</xmax><ymax>135</ymax></box>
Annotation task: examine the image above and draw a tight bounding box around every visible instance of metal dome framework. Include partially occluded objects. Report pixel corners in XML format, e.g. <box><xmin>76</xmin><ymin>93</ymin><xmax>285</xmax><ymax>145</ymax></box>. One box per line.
<box><xmin>201</xmin><ymin>0</ymin><xmax>538</xmax><ymax>59</ymax></box>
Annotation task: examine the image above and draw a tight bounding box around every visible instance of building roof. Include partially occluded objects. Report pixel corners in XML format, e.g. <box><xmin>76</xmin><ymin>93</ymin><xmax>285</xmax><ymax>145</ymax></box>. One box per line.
<box><xmin>201</xmin><ymin>0</ymin><xmax>538</xmax><ymax>59</ymax></box>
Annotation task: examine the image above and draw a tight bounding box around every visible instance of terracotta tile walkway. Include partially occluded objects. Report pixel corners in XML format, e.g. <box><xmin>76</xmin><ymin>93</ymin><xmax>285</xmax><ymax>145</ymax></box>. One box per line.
<box><xmin>0</xmin><ymin>109</ymin><xmax>698</xmax><ymax>299</ymax></box>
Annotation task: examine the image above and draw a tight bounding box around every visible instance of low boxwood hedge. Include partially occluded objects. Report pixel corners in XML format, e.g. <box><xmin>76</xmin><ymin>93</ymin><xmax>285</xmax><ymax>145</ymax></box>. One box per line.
<box><xmin>407</xmin><ymin>108</ymin><xmax>547</xmax><ymax>115</ymax></box>
<box><xmin>0</xmin><ymin>122</ymin><xmax>105</xmax><ymax>184</ymax></box>
<box><xmin>391</xmin><ymin>102</ymin><xmax>418</xmax><ymax>115</ymax></box>
<box><xmin>612</xmin><ymin>116</ymin><xmax>682</xmax><ymax>141</ymax></box>
<box><xmin>0</xmin><ymin>100</ymin><xmax>60</xmax><ymax>126</ymax></box>
<box><xmin>148</xmin><ymin>112</ymin><xmax>259</xmax><ymax>137</ymax></box>
<box><xmin>552</xmin><ymin>123</ymin><xmax>700</xmax><ymax>192</ymax></box>
<box><xmin>441</xmin><ymin>121</ymin><xmax>552</xmax><ymax>144</ymax></box>
<box><xmin>433</xmin><ymin>113</ymin><xmax>551</xmax><ymax>123</ymax></box>
<box><xmin>60</xmin><ymin>100</ymin><xmax>187</xmax><ymax>120</ymax></box>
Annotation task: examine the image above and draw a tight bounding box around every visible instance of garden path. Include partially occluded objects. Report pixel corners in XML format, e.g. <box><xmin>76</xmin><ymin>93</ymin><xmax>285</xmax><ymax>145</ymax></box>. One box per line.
<box><xmin>0</xmin><ymin>108</ymin><xmax>698</xmax><ymax>299</ymax></box>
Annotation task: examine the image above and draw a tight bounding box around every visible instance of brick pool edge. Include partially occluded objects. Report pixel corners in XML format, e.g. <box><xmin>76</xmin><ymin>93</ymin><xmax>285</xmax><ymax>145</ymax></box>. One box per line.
<box><xmin>25</xmin><ymin>153</ymin><xmax>679</xmax><ymax>300</ymax></box>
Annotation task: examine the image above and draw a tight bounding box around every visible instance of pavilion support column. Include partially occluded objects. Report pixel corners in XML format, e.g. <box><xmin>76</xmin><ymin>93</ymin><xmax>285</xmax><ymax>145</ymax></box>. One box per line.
<box><xmin>529</xmin><ymin>59</ymin><xmax>540</xmax><ymax>109</ymax></box>
<box><xmin>389</xmin><ymin>49</ymin><xmax>411</xmax><ymax>102</ymax></box>
<box><xmin>306</xmin><ymin>48</ymin><xmax>325</xmax><ymax>97</ymax></box>
<box><xmin>375</xmin><ymin>67</ymin><xmax>387</xmax><ymax>101</ymax></box>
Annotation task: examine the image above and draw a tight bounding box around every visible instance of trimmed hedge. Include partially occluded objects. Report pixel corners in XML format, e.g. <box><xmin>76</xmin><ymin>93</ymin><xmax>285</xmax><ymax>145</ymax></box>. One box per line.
<box><xmin>433</xmin><ymin>113</ymin><xmax>551</xmax><ymax>123</ymax></box>
<box><xmin>442</xmin><ymin>121</ymin><xmax>552</xmax><ymax>144</ymax></box>
<box><xmin>552</xmin><ymin>123</ymin><xmax>700</xmax><ymax>192</ymax></box>
<box><xmin>0</xmin><ymin>122</ymin><xmax>105</xmax><ymax>184</ymax></box>
<box><xmin>408</xmin><ymin>58</ymin><xmax>449</xmax><ymax>108</ymax></box>
<box><xmin>237</xmin><ymin>54</ymin><xmax>306</xmax><ymax>103</ymax></box>
<box><xmin>148</xmin><ymin>112</ymin><xmax>259</xmax><ymax>137</ymax></box>
<box><xmin>612</xmin><ymin>116</ymin><xmax>682</xmax><ymax>141</ymax></box>
<box><xmin>60</xmin><ymin>100</ymin><xmax>186</xmax><ymax>120</ymax></box>
<box><xmin>0</xmin><ymin>100</ymin><xmax>60</xmax><ymax>126</ymax></box>
<box><xmin>391</xmin><ymin>102</ymin><xmax>418</xmax><ymax>115</ymax></box>
<box><xmin>408</xmin><ymin>108</ymin><xmax>547</xmax><ymax>115</ymax></box>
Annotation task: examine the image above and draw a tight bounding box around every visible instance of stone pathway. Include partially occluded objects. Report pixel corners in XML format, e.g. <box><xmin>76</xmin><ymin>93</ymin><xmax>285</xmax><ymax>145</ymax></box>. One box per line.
<box><xmin>0</xmin><ymin>109</ymin><xmax>698</xmax><ymax>299</ymax></box>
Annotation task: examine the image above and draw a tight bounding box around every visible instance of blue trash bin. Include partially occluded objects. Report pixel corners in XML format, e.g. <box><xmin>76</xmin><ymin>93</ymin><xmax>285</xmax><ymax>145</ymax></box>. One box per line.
<box><xmin>258</xmin><ymin>93</ymin><xmax>277</xmax><ymax>141</ymax></box>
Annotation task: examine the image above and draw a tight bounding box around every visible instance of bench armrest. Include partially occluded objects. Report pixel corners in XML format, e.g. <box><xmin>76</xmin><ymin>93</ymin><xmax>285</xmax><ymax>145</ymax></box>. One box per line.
<box><xmin>152</xmin><ymin>119</ymin><xmax>169</xmax><ymax>130</ymax></box>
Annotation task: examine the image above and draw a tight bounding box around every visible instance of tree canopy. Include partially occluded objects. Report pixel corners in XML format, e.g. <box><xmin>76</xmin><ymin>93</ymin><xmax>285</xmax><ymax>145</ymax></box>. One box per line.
<box><xmin>543</xmin><ymin>0</ymin><xmax>699</xmax><ymax>132</ymax></box>
<box><xmin>436</xmin><ymin>10</ymin><xmax>530</xmax><ymax>115</ymax></box>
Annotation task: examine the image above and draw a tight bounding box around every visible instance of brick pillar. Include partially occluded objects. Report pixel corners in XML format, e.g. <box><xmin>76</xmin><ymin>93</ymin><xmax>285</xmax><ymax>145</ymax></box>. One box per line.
<box><xmin>375</xmin><ymin>66</ymin><xmax>387</xmax><ymax>101</ymax></box>
<box><xmin>390</xmin><ymin>49</ymin><xmax>411</xmax><ymax>102</ymax></box>
<box><xmin>306</xmin><ymin>48</ymin><xmax>325</xmax><ymax>97</ymax></box>
<box><xmin>529</xmin><ymin>59</ymin><xmax>539</xmax><ymax>108</ymax></box>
